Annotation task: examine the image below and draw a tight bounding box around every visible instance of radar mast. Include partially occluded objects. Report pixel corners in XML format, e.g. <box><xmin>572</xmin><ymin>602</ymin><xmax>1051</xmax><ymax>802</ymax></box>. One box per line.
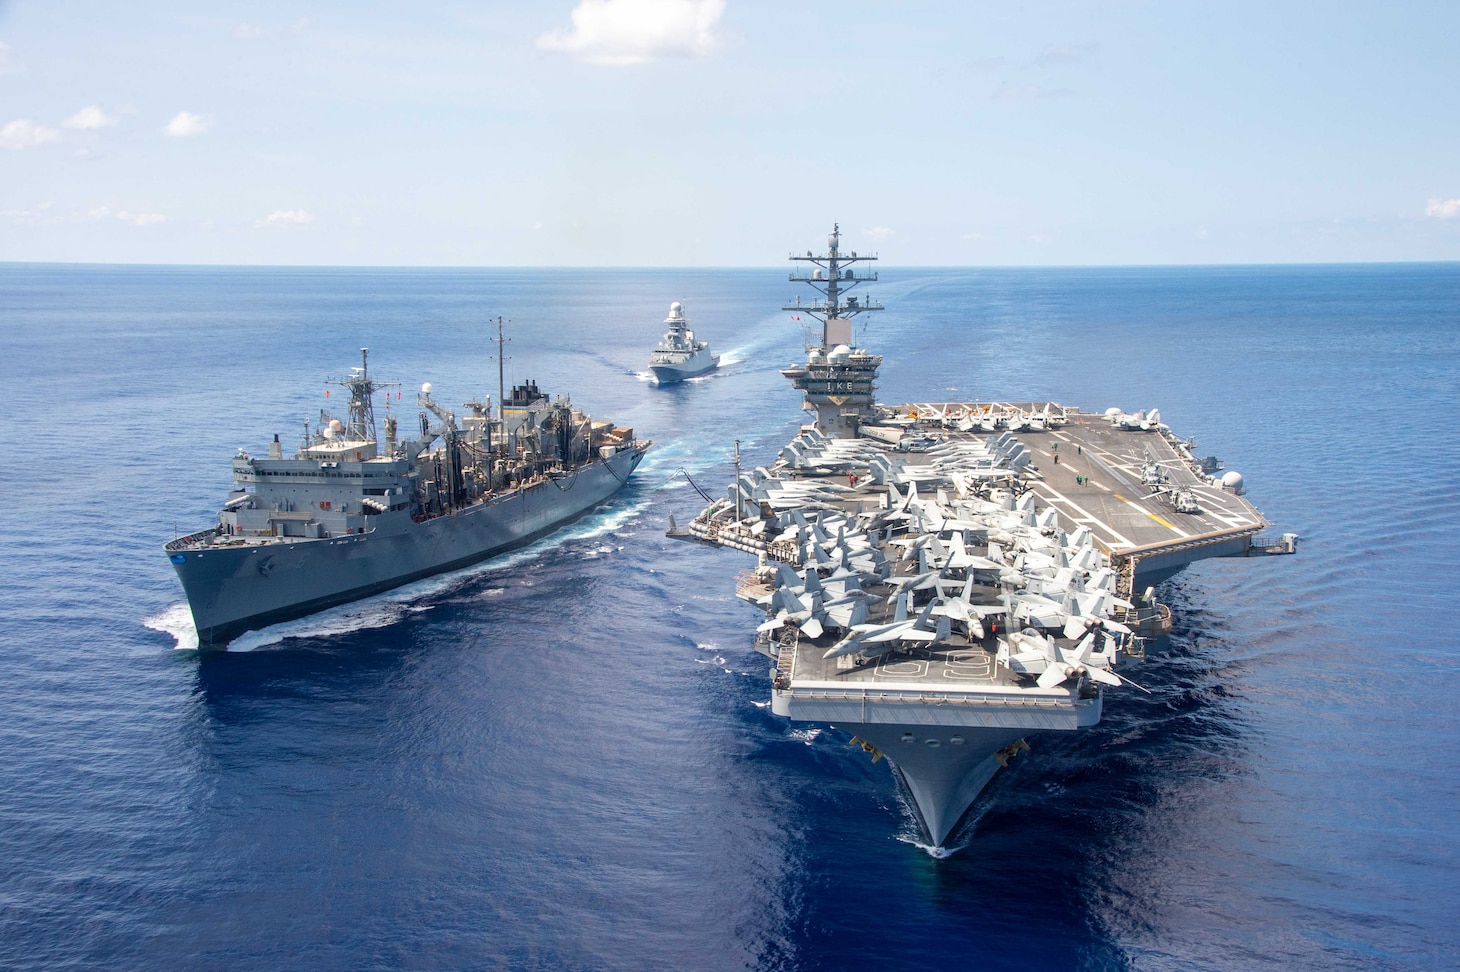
<box><xmin>784</xmin><ymin>222</ymin><xmax>883</xmax><ymax>349</ymax></box>
<box><xmin>781</xmin><ymin>224</ymin><xmax>885</xmax><ymax>438</ymax></box>
<box><xmin>327</xmin><ymin>348</ymin><xmax>399</xmax><ymax>444</ymax></box>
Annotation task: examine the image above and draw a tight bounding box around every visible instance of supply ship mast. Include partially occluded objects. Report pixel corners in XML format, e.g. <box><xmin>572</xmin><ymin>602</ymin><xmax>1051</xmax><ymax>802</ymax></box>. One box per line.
<box><xmin>781</xmin><ymin>224</ymin><xmax>884</xmax><ymax>438</ymax></box>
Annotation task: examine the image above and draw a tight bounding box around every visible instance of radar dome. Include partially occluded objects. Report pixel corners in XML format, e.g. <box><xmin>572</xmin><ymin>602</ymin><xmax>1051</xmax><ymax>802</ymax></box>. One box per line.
<box><xmin>421</xmin><ymin>382</ymin><xmax>433</xmax><ymax>396</ymax></box>
<box><xmin>322</xmin><ymin>426</ymin><xmax>335</xmax><ymax>440</ymax></box>
<box><xmin>1104</xmin><ymin>406</ymin><xmax>1122</xmax><ymax>417</ymax></box>
<box><xmin>1220</xmin><ymin>470</ymin><xmax>1245</xmax><ymax>493</ymax></box>
<box><xmin>669</xmin><ymin>301</ymin><xmax>683</xmax><ymax>316</ymax></box>
<box><xmin>329</xmin><ymin>419</ymin><xmax>343</xmax><ymax>432</ymax></box>
<box><xmin>828</xmin><ymin>344</ymin><xmax>853</xmax><ymax>363</ymax></box>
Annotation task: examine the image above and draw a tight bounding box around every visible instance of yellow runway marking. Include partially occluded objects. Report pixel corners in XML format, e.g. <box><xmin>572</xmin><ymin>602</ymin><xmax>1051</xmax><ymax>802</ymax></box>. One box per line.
<box><xmin>1113</xmin><ymin>493</ymin><xmax>1184</xmax><ymax>533</ymax></box>
<box><xmin>1034</xmin><ymin>485</ymin><xmax>1134</xmax><ymax>547</ymax></box>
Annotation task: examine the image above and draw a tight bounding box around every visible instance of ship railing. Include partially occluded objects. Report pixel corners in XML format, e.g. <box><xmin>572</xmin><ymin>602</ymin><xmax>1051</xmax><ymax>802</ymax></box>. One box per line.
<box><xmin>735</xmin><ymin>570</ymin><xmax>775</xmax><ymax>601</ymax></box>
<box><xmin>165</xmin><ymin>527</ymin><xmax>219</xmax><ymax>552</ymax></box>
<box><xmin>1114</xmin><ymin>524</ymin><xmax>1265</xmax><ymax>558</ymax></box>
<box><xmin>1249</xmin><ymin>533</ymin><xmax>1300</xmax><ymax>555</ymax></box>
<box><xmin>767</xmin><ymin>540</ymin><xmax>801</xmax><ymax>564</ymax></box>
<box><xmin>775</xmin><ymin>684</ymin><xmax>1095</xmax><ymax>710</ymax></box>
<box><xmin>1110</xmin><ymin>602</ymin><xmax>1171</xmax><ymax>640</ymax></box>
<box><xmin>1108</xmin><ymin>524</ymin><xmax>1266</xmax><ymax>595</ymax></box>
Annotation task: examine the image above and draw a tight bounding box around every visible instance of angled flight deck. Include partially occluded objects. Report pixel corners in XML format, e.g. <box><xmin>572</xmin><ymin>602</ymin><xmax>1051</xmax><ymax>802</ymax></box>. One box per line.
<box><xmin>676</xmin><ymin>225</ymin><xmax>1296</xmax><ymax>851</ymax></box>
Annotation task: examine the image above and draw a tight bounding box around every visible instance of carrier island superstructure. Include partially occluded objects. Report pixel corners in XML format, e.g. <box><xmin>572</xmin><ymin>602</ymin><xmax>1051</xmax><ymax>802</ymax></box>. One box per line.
<box><xmin>167</xmin><ymin>339</ymin><xmax>650</xmax><ymax>647</ymax></box>
<box><xmin>681</xmin><ymin>226</ymin><xmax>1297</xmax><ymax>850</ymax></box>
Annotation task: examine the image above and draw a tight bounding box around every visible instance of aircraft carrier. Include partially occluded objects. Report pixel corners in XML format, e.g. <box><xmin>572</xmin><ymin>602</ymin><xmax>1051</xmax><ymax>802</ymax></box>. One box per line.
<box><xmin>678</xmin><ymin>226</ymin><xmax>1296</xmax><ymax>850</ymax></box>
<box><xmin>167</xmin><ymin>325</ymin><xmax>650</xmax><ymax>647</ymax></box>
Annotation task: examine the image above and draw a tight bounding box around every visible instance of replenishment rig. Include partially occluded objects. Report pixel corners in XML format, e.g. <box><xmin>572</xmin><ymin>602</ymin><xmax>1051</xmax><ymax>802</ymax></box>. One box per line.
<box><xmin>167</xmin><ymin>330</ymin><xmax>649</xmax><ymax>647</ymax></box>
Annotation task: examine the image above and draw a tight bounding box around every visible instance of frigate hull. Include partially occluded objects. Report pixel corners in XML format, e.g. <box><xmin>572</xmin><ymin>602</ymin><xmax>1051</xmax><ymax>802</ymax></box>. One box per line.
<box><xmin>171</xmin><ymin>446</ymin><xmax>646</xmax><ymax>646</ymax></box>
<box><xmin>650</xmin><ymin>350</ymin><xmax>719</xmax><ymax>384</ymax></box>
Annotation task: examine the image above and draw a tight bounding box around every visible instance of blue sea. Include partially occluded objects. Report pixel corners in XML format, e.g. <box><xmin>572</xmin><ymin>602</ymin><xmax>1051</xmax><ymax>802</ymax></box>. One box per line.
<box><xmin>1</xmin><ymin>262</ymin><xmax>1457</xmax><ymax>971</ymax></box>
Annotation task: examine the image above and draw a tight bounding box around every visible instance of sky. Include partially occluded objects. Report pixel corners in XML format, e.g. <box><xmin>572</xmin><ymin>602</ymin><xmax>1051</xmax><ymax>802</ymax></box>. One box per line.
<box><xmin>1</xmin><ymin>0</ymin><xmax>1458</xmax><ymax>266</ymax></box>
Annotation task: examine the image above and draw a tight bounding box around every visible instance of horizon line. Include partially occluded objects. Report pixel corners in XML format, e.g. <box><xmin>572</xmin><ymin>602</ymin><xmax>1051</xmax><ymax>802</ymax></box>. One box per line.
<box><xmin>3</xmin><ymin>258</ymin><xmax>1459</xmax><ymax>272</ymax></box>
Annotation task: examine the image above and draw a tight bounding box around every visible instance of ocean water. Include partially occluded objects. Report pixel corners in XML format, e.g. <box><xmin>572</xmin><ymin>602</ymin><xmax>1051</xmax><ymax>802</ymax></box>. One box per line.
<box><xmin>1</xmin><ymin>262</ymin><xmax>1456</xmax><ymax>970</ymax></box>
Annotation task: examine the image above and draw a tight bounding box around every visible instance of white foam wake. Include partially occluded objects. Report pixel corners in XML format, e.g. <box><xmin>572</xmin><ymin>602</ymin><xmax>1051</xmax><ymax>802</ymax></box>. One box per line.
<box><xmin>893</xmin><ymin>802</ymin><xmax>988</xmax><ymax>859</ymax></box>
<box><xmin>143</xmin><ymin>603</ymin><xmax>199</xmax><ymax>651</ymax></box>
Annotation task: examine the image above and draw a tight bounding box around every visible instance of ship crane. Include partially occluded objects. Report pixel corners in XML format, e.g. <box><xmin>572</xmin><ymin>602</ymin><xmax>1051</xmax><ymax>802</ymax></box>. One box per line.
<box><xmin>166</xmin><ymin>347</ymin><xmax>651</xmax><ymax>648</ymax></box>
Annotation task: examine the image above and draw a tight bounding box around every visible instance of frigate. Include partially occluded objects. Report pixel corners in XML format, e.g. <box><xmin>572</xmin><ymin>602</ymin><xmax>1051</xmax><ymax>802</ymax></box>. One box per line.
<box><xmin>648</xmin><ymin>301</ymin><xmax>719</xmax><ymax>383</ymax></box>
<box><xmin>166</xmin><ymin>327</ymin><xmax>650</xmax><ymax>647</ymax></box>
<box><xmin>677</xmin><ymin>225</ymin><xmax>1297</xmax><ymax>851</ymax></box>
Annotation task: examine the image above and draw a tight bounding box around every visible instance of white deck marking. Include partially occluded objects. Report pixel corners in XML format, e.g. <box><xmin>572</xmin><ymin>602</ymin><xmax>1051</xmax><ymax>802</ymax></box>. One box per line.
<box><xmin>1033</xmin><ymin>483</ymin><xmax>1136</xmax><ymax>547</ymax></box>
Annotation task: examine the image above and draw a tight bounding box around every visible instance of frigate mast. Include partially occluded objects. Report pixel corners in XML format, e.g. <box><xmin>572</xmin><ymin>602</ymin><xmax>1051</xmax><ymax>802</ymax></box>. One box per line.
<box><xmin>328</xmin><ymin>347</ymin><xmax>398</xmax><ymax>444</ymax></box>
<box><xmin>782</xmin><ymin>224</ymin><xmax>885</xmax><ymax>439</ymax></box>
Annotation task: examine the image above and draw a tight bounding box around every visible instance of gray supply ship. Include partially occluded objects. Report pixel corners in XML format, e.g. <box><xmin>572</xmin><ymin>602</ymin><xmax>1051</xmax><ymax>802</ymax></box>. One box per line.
<box><xmin>648</xmin><ymin>301</ymin><xmax>719</xmax><ymax>383</ymax></box>
<box><xmin>167</xmin><ymin>333</ymin><xmax>650</xmax><ymax>647</ymax></box>
<box><xmin>677</xmin><ymin>225</ymin><xmax>1297</xmax><ymax>851</ymax></box>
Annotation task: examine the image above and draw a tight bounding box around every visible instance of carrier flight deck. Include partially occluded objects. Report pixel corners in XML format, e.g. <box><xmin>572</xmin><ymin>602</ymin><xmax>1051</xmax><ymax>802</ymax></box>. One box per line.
<box><xmin>676</xmin><ymin>225</ymin><xmax>1297</xmax><ymax>851</ymax></box>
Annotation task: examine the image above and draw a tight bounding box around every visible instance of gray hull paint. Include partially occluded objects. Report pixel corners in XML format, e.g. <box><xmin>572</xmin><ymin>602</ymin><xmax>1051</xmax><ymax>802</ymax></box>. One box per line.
<box><xmin>1129</xmin><ymin>532</ymin><xmax>1254</xmax><ymax>590</ymax></box>
<box><xmin>856</xmin><ymin>725</ymin><xmax>1028</xmax><ymax>846</ymax></box>
<box><xmin>172</xmin><ymin>446</ymin><xmax>646</xmax><ymax>646</ymax></box>
<box><xmin>650</xmin><ymin>355</ymin><xmax>718</xmax><ymax>384</ymax></box>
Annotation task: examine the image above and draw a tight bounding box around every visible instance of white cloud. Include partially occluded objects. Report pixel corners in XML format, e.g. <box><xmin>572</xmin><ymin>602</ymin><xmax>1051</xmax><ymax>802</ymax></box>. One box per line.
<box><xmin>993</xmin><ymin>82</ymin><xmax>1072</xmax><ymax>101</ymax></box>
<box><xmin>864</xmin><ymin>226</ymin><xmax>896</xmax><ymax>242</ymax></box>
<box><xmin>256</xmin><ymin>209</ymin><xmax>315</xmax><ymax>228</ymax></box>
<box><xmin>0</xmin><ymin>203</ymin><xmax>59</xmax><ymax>225</ymax></box>
<box><xmin>1425</xmin><ymin>198</ymin><xmax>1460</xmax><ymax>219</ymax></box>
<box><xmin>1033</xmin><ymin>43</ymin><xmax>1098</xmax><ymax>67</ymax></box>
<box><xmin>163</xmin><ymin>111</ymin><xmax>214</xmax><ymax>137</ymax></box>
<box><xmin>537</xmin><ymin>0</ymin><xmax>725</xmax><ymax>66</ymax></box>
<box><xmin>0</xmin><ymin>119</ymin><xmax>61</xmax><ymax>149</ymax></box>
<box><xmin>63</xmin><ymin>106</ymin><xmax>114</xmax><ymax>130</ymax></box>
<box><xmin>961</xmin><ymin>231</ymin><xmax>983</xmax><ymax>242</ymax></box>
<box><xmin>115</xmin><ymin>210</ymin><xmax>166</xmax><ymax>226</ymax></box>
<box><xmin>86</xmin><ymin>206</ymin><xmax>166</xmax><ymax>226</ymax></box>
<box><xmin>233</xmin><ymin>23</ymin><xmax>263</xmax><ymax>40</ymax></box>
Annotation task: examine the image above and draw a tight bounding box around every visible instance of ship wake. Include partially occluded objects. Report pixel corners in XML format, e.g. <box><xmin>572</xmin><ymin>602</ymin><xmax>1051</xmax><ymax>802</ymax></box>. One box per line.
<box><xmin>144</xmin><ymin>603</ymin><xmax>201</xmax><ymax>651</ymax></box>
<box><xmin>894</xmin><ymin>800</ymin><xmax>990</xmax><ymax>859</ymax></box>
